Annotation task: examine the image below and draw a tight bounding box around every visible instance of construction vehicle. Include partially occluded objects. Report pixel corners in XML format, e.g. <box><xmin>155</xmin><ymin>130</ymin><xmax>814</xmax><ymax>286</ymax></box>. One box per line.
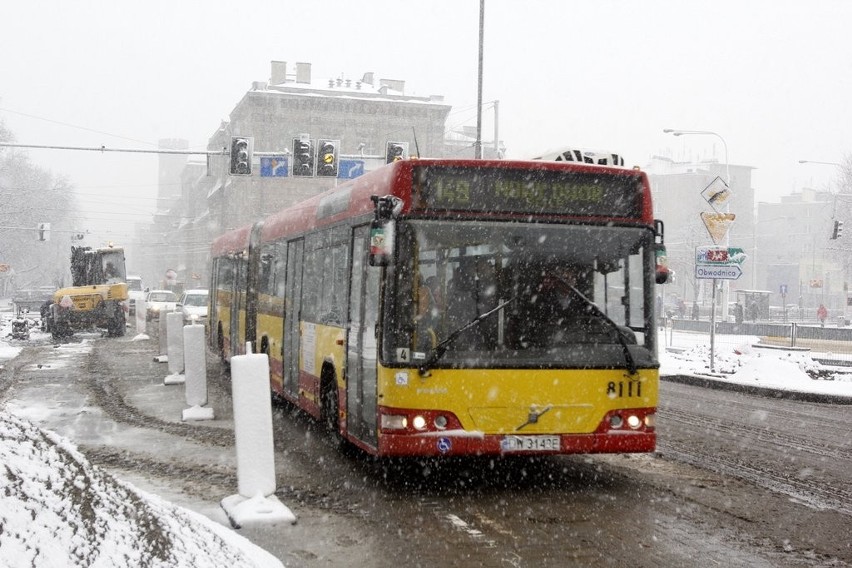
<box><xmin>44</xmin><ymin>245</ymin><xmax>129</xmax><ymax>339</ymax></box>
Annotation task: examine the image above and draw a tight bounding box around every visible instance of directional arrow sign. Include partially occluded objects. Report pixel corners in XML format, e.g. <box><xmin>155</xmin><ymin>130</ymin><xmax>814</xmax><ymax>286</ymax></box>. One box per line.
<box><xmin>695</xmin><ymin>264</ymin><xmax>743</xmax><ymax>280</ymax></box>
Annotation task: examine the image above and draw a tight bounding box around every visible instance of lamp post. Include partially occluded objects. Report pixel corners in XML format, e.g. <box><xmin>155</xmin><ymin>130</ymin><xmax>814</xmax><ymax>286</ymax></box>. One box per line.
<box><xmin>664</xmin><ymin>128</ymin><xmax>731</xmax><ymax>373</ymax></box>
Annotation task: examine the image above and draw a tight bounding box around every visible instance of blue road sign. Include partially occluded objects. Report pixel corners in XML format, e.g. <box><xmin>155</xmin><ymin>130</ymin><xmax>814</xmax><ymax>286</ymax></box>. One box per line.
<box><xmin>338</xmin><ymin>159</ymin><xmax>365</xmax><ymax>179</ymax></box>
<box><xmin>260</xmin><ymin>156</ymin><xmax>288</xmax><ymax>177</ymax></box>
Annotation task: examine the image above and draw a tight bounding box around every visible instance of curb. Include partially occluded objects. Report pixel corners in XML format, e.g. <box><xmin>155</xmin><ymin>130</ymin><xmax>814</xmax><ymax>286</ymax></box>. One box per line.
<box><xmin>661</xmin><ymin>374</ymin><xmax>852</xmax><ymax>405</ymax></box>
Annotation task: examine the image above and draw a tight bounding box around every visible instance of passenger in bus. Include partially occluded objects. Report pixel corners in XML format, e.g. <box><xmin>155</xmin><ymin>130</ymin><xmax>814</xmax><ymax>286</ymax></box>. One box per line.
<box><xmin>446</xmin><ymin>257</ymin><xmax>498</xmax><ymax>350</ymax></box>
<box><xmin>510</xmin><ymin>263</ymin><xmax>612</xmax><ymax>348</ymax></box>
<box><xmin>414</xmin><ymin>279</ymin><xmax>439</xmax><ymax>352</ymax></box>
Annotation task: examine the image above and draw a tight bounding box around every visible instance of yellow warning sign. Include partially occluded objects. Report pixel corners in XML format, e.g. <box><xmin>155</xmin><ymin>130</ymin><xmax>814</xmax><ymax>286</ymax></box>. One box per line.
<box><xmin>700</xmin><ymin>212</ymin><xmax>736</xmax><ymax>244</ymax></box>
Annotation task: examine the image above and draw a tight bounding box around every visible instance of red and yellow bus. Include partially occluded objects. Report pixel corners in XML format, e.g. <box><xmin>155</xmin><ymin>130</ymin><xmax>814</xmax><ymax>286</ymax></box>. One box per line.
<box><xmin>209</xmin><ymin>158</ymin><xmax>669</xmax><ymax>457</ymax></box>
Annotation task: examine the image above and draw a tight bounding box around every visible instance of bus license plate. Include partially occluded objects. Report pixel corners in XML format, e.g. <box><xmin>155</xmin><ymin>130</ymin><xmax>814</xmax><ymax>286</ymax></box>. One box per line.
<box><xmin>501</xmin><ymin>435</ymin><xmax>561</xmax><ymax>452</ymax></box>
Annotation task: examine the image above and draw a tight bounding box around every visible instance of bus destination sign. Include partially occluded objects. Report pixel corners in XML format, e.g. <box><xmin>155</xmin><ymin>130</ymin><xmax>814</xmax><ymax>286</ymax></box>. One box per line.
<box><xmin>414</xmin><ymin>166</ymin><xmax>644</xmax><ymax>218</ymax></box>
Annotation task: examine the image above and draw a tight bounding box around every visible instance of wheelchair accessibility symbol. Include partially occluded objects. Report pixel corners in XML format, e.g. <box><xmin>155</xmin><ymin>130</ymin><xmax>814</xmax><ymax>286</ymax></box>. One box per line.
<box><xmin>437</xmin><ymin>437</ymin><xmax>452</xmax><ymax>454</ymax></box>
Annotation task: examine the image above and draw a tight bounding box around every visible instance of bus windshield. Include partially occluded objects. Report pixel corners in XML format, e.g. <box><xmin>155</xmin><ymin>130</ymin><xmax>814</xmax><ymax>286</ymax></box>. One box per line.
<box><xmin>386</xmin><ymin>220</ymin><xmax>658</xmax><ymax>370</ymax></box>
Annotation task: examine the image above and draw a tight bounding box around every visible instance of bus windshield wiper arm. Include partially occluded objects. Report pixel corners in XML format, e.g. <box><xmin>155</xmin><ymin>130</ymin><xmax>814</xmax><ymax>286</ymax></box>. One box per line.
<box><xmin>418</xmin><ymin>295</ymin><xmax>517</xmax><ymax>376</ymax></box>
<box><xmin>548</xmin><ymin>271</ymin><xmax>638</xmax><ymax>376</ymax></box>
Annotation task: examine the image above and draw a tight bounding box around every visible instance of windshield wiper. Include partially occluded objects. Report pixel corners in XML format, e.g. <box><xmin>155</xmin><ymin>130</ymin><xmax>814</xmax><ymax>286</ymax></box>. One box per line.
<box><xmin>547</xmin><ymin>271</ymin><xmax>638</xmax><ymax>375</ymax></box>
<box><xmin>417</xmin><ymin>295</ymin><xmax>517</xmax><ymax>376</ymax></box>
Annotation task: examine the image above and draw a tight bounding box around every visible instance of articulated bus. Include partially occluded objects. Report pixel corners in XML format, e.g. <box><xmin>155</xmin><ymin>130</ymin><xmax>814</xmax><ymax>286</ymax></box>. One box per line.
<box><xmin>209</xmin><ymin>158</ymin><xmax>669</xmax><ymax>457</ymax></box>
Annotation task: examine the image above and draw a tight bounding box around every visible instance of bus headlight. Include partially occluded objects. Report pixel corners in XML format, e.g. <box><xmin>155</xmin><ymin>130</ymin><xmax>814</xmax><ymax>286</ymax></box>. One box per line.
<box><xmin>609</xmin><ymin>414</ymin><xmax>624</xmax><ymax>429</ymax></box>
<box><xmin>434</xmin><ymin>415</ymin><xmax>448</xmax><ymax>429</ymax></box>
<box><xmin>412</xmin><ymin>415</ymin><xmax>427</xmax><ymax>430</ymax></box>
<box><xmin>626</xmin><ymin>414</ymin><xmax>642</xmax><ymax>429</ymax></box>
<box><xmin>644</xmin><ymin>413</ymin><xmax>656</xmax><ymax>429</ymax></box>
<box><xmin>381</xmin><ymin>415</ymin><xmax>408</xmax><ymax>430</ymax></box>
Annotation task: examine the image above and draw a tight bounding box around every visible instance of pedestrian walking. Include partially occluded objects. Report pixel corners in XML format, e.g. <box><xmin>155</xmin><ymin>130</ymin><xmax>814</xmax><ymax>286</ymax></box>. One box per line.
<box><xmin>817</xmin><ymin>303</ymin><xmax>828</xmax><ymax>327</ymax></box>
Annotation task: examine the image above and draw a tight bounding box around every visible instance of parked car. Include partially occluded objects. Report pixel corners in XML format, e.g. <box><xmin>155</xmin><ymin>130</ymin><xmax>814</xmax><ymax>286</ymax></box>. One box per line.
<box><xmin>126</xmin><ymin>276</ymin><xmax>145</xmax><ymax>316</ymax></box>
<box><xmin>145</xmin><ymin>290</ymin><xmax>178</xmax><ymax>321</ymax></box>
<box><xmin>177</xmin><ymin>289</ymin><xmax>208</xmax><ymax>326</ymax></box>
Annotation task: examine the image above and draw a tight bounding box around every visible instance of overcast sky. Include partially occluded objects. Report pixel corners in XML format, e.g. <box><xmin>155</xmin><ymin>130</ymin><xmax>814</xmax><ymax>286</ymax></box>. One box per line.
<box><xmin>1</xmin><ymin>0</ymin><xmax>850</xmax><ymax>244</ymax></box>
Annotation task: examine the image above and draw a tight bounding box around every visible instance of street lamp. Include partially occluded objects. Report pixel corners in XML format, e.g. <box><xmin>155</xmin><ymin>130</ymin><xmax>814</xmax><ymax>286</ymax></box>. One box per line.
<box><xmin>798</xmin><ymin>160</ymin><xmax>841</xmax><ymax>167</ymax></box>
<box><xmin>664</xmin><ymin>128</ymin><xmax>732</xmax><ymax>372</ymax></box>
<box><xmin>663</xmin><ymin>129</ymin><xmax>729</xmax><ymax>185</ymax></box>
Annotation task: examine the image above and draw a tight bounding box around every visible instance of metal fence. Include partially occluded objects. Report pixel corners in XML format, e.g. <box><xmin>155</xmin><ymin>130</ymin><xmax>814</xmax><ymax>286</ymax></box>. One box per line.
<box><xmin>660</xmin><ymin>317</ymin><xmax>852</xmax><ymax>365</ymax></box>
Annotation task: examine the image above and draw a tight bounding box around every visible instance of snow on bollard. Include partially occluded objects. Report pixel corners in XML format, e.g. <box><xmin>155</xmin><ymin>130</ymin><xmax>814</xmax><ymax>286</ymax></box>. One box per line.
<box><xmin>181</xmin><ymin>323</ymin><xmax>213</xmax><ymax>421</ymax></box>
<box><xmin>221</xmin><ymin>343</ymin><xmax>296</xmax><ymax>528</ymax></box>
<box><xmin>164</xmin><ymin>312</ymin><xmax>185</xmax><ymax>385</ymax></box>
<box><xmin>133</xmin><ymin>298</ymin><xmax>148</xmax><ymax>340</ymax></box>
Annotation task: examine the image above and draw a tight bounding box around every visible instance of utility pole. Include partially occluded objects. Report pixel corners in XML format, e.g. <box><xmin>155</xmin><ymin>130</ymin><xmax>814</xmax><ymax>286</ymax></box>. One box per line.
<box><xmin>475</xmin><ymin>0</ymin><xmax>485</xmax><ymax>159</ymax></box>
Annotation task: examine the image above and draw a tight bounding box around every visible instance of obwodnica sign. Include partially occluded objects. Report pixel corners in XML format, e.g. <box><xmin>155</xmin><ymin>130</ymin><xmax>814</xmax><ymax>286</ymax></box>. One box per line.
<box><xmin>695</xmin><ymin>264</ymin><xmax>743</xmax><ymax>280</ymax></box>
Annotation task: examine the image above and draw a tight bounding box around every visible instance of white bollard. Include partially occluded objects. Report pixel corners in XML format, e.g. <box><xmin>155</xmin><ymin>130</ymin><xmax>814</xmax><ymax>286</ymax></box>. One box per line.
<box><xmin>166</xmin><ymin>312</ymin><xmax>185</xmax><ymax>374</ymax></box>
<box><xmin>181</xmin><ymin>323</ymin><xmax>213</xmax><ymax>421</ymax></box>
<box><xmin>221</xmin><ymin>344</ymin><xmax>295</xmax><ymax>528</ymax></box>
<box><xmin>135</xmin><ymin>298</ymin><xmax>147</xmax><ymax>335</ymax></box>
<box><xmin>158</xmin><ymin>312</ymin><xmax>168</xmax><ymax>357</ymax></box>
<box><xmin>231</xmin><ymin>347</ymin><xmax>275</xmax><ymax>497</ymax></box>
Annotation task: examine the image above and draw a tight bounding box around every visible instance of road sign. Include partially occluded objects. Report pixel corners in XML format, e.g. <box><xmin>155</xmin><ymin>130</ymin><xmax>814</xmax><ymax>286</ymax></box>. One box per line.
<box><xmin>338</xmin><ymin>159</ymin><xmax>365</xmax><ymax>179</ymax></box>
<box><xmin>695</xmin><ymin>246</ymin><xmax>747</xmax><ymax>265</ymax></box>
<box><xmin>780</xmin><ymin>284</ymin><xmax>788</xmax><ymax>295</ymax></box>
<box><xmin>700</xmin><ymin>212</ymin><xmax>736</xmax><ymax>245</ymax></box>
<box><xmin>260</xmin><ymin>156</ymin><xmax>288</xmax><ymax>177</ymax></box>
<box><xmin>701</xmin><ymin>176</ymin><xmax>731</xmax><ymax>209</ymax></box>
<box><xmin>695</xmin><ymin>264</ymin><xmax>742</xmax><ymax>280</ymax></box>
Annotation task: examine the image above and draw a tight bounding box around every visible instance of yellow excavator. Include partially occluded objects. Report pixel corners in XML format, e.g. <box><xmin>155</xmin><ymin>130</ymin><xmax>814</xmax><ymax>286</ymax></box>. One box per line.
<box><xmin>44</xmin><ymin>245</ymin><xmax>129</xmax><ymax>339</ymax></box>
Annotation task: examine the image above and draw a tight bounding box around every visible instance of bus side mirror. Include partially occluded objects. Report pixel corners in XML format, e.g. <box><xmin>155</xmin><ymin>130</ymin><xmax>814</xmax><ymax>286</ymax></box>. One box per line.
<box><xmin>653</xmin><ymin>219</ymin><xmax>670</xmax><ymax>284</ymax></box>
<box><xmin>655</xmin><ymin>244</ymin><xmax>670</xmax><ymax>284</ymax></box>
<box><xmin>369</xmin><ymin>218</ymin><xmax>395</xmax><ymax>267</ymax></box>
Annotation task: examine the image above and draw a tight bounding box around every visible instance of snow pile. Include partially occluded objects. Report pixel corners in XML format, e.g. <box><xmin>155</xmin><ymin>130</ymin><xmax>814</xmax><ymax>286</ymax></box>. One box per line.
<box><xmin>661</xmin><ymin>342</ymin><xmax>852</xmax><ymax>396</ymax></box>
<box><xmin>0</xmin><ymin>410</ymin><xmax>282</xmax><ymax>568</ymax></box>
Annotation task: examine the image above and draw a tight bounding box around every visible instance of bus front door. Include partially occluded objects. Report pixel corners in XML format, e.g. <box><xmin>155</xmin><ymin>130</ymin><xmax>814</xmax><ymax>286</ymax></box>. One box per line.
<box><xmin>346</xmin><ymin>226</ymin><xmax>379</xmax><ymax>445</ymax></box>
<box><xmin>283</xmin><ymin>239</ymin><xmax>304</xmax><ymax>398</ymax></box>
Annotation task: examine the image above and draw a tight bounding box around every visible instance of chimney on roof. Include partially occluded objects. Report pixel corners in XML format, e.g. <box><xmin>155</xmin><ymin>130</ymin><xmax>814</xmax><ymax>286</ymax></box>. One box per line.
<box><xmin>380</xmin><ymin>78</ymin><xmax>405</xmax><ymax>94</ymax></box>
<box><xmin>270</xmin><ymin>61</ymin><xmax>287</xmax><ymax>85</ymax></box>
<box><xmin>295</xmin><ymin>62</ymin><xmax>311</xmax><ymax>84</ymax></box>
<box><xmin>361</xmin><ymin>72</ymin><xmax>374</xmax><ymax>86</ymax></box>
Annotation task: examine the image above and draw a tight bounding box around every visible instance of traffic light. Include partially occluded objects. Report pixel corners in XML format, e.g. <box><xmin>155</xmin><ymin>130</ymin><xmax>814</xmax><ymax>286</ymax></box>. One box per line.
<box><xmin>37</xmin><ymin>222</ymin><xmax>51</xmax><ymax>241</ymax></box>
<box><xmin>292</xmin><ymin>138</ymin><xmax>315</xmax><ymax>177</ymax></box>
<box><xmin>385</xmin><ymin>141</ymin><xmax>408</xmax><ymax>164</ymax></box>
<box><xmin>316</xmin><ymin>139</ymin><xmax>340</xmax><ymax>177</ymax></box>
<box><xmin>229</xmin><ymin>136</ymin><xmax>253</xmax><ymax>175</ymax></box>
<box><xmin>832</xmin><ymin>220</ymin><xmax>844</xmax><ymax>239</ymax></box>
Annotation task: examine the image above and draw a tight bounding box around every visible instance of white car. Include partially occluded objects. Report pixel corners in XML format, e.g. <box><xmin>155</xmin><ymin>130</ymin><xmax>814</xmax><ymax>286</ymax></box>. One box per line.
<box><xmin>145</xmin><ymin>290</ymin><xmax>178</xmax><ymax>321</ymax></box>
<box><xmin>177</xmin><ymin>289</ymin><xmax>209</xmax><ymax>325</ymax></box>
<box><xmin>126</xmin><ymin>276</ymin><xmax>145</xmax><ymax>315</ymax></box>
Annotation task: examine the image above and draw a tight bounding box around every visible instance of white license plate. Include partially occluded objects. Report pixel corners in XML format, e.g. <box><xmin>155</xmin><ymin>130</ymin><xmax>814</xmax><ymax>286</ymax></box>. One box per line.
<box><xmin>500</xmin><ymin>435</ymin><xmax>561</xmax><ymax>452</ymax></box>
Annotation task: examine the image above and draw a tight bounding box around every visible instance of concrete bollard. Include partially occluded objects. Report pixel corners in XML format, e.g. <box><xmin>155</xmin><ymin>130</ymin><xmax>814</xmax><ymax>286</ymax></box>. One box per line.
<box><xmin>158</xmin><ymin>312</ymin><xmax>168</xmax><ymax>357</ymax></box>
<box><xmin>135</xmin><ymin>298</ymin><xmax>147</xmax><ymax>335</ymax></box>
<box><xmin>221</xmin><ymin>343</ymin><xmax>295</xmax><ymax>528</ymax></box>
<box><xmin>181</xmin><ymin>323</ymin><xmax>213</xmax><ymax>421</ymax></box>
<box><xmin>166</xmin><ymin>312</ymin><xmax>185</xmax><ymax>375</ymax></box>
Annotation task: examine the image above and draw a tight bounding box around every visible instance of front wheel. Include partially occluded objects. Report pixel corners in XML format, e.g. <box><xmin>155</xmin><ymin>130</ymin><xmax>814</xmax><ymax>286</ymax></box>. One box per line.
<box><xmin>321</xmin><ymin>371</ymin><xmax>343</xmax><ymax>447</ymax></box>
<box><xmin>107</xmin><ymin>309</ymin><xmax>126</xmax><ymax>337</ymax></box>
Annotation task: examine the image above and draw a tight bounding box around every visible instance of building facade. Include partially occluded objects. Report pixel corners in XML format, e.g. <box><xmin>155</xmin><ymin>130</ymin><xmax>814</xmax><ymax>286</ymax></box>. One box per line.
<box><xmin>151</xmin><ymin>60</ymin><xmax>474</xmax><ymax>289</ymax></box>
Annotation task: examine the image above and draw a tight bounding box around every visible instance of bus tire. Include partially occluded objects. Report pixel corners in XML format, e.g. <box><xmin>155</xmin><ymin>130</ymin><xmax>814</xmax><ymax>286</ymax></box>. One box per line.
<box><xmin>321</xmin><ymin>368</ymin><xmax>342</xmax><ymax>446</ymax></box>
<box><xmin>217</xmin><ymin>324</ymin><xmax>225</xmax><ymax>363</ymax></box>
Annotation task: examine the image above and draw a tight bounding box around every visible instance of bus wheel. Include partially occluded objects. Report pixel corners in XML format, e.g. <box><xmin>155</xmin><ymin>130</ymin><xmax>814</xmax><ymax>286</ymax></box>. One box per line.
<box><xmin>217</xmin><ymin>324</ymin><xmax>225</xmax><ymax>362</ymax></box>
<box><xmin>321</xmin><ymin>370</ymin><xmax>342</xmax><ymax>446</ymax></box>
